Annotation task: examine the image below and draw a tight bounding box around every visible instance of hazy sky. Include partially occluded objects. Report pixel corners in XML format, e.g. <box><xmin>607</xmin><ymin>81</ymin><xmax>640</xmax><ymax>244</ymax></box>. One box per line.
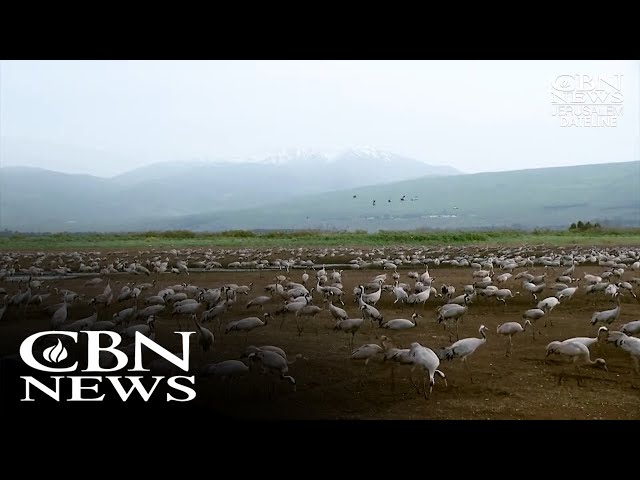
<box><xmin>1</xmin><ymin>60</ymin><xmax>638</xmax><ymax>177</ymax></box>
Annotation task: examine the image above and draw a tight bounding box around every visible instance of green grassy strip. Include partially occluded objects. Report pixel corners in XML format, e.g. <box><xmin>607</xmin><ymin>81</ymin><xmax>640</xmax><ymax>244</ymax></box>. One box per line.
<box><xmin>1</xmin><ymin>228</ymin><xmax>640</xmax><ymax>250</ymax></box>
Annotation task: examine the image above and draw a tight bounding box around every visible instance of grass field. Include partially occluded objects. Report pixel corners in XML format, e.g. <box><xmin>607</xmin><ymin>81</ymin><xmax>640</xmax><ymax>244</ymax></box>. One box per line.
<box><xmin>2</xmin><ymin>228</ymin><xmax>640</xmax><ymax>250</ymax></box>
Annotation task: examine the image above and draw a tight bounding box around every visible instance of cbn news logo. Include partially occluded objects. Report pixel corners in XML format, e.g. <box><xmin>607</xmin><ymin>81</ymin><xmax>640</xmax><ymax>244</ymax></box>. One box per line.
<box><xmin>19</xmin><ymin>330</ymin><xmax>196</xmax><ymax>402</ymax></box>
<box><xmin>550</xmin><ymin>73</ymin><xmax>623</xmax><ymax>127</ymax></box>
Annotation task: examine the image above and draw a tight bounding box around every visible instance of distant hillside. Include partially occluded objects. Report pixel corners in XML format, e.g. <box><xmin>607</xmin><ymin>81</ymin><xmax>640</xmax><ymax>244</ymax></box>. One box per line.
<box><xmin>0</xmin><ymin>148</ymin><xmax>458</xmax><ymax>232</ymax></box>
<box><xmin>161</xmin><ymin>161</ymin><xmax>640</xmax><ymax>232</ymax></box>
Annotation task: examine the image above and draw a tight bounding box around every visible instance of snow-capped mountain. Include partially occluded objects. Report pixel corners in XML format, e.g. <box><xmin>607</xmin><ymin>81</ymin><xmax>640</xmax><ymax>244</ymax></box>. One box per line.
<box><xmin>254</xmin><ymin>147</ymin><xmax>458</xmax><ymax>171</ymax></box>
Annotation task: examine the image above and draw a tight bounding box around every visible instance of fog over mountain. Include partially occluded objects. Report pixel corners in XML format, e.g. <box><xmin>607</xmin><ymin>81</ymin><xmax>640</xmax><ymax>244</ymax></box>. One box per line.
<box><xmin>0</xmin><ymin>147</ymin><xmax>460</xmax><ymax>232</ymax></box>
<box><xmin>1</xmin><ymin>159</ymin><xmax>638</xmax><ymax>233</ymax></box>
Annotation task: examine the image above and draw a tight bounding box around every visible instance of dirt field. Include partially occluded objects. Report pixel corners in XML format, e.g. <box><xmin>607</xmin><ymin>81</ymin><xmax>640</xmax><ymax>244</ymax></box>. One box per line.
<box><xmin>1</xmin><ymin>246</ymin><xmax>639</xmax><ymax>419</ymax></box>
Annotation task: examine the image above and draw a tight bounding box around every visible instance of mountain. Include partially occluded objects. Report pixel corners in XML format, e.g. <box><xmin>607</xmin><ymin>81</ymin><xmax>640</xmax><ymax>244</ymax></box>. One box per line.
<box><xmin>0</xmin><ymin>167</ymin><xmax>115</xmax><ymax>231</ymax></box>
<box><xmin>160</xmin><ymin>161</ymin><xmax>640</xmax><ymax>232</ymax></box>
<box><xmin>0</xmin><ymin>137</ymin><xmax>138</xmax><ymax>178</ymax></box>
<box><xmin>0</xmin><ymin>148</ymin><xmax>459</xmax><ymax>232</ymax></box>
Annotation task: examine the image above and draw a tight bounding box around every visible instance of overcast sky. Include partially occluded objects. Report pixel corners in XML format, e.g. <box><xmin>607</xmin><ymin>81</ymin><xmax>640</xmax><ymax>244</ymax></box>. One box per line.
<box><xmin>1</xmin><ymin>60</ymin><xmax>638</xmax><ymax>177</ymax></box>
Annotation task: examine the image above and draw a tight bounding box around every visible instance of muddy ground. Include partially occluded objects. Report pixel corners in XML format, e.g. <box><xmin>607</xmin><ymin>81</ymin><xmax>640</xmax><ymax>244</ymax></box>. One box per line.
<box><xmin>1</xmin><ymin>249</ymin><xmax>639</xmax><ymax>419</ymax></box>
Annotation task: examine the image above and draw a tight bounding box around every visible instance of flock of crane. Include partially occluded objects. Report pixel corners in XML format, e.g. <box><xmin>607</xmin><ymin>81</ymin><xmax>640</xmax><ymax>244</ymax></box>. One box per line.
<box><xmin>1</xmin><ymin>244</ymin><xmax>640</xmax><ymax>405</ymax></box>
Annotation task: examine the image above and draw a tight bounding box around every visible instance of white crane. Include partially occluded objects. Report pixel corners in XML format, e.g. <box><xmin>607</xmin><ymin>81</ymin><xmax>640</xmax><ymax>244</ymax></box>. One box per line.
<box><xmin>288</xmin><ymin>293</ymin><xmax>311</xmax><ymax>304</ymax></box>
<box><xmin>351</xmin><ymin>338</ymin><xmax>386</xmax><ymax>380</ymax></box>
<box><xmin>333</xmin><ymin>317</ymin><xmax>364</xmax><ymax>346</ymax></box>
<box><xmin>63</xmin><ymin>309</ymin><xmax>98</xmax><ymax>332</ymax></box>
<box><xmin>409</xmin><ymin>342</ymin><xmax>447</xmax><ymax>399</ymax></box>
<box><xmin>316</xmin><ymin>265</ymin><xmax>327</xmax><ymax>278</ymax></box>
<box><xmin>90</xmin><ymin>281</ymin><xmax>113</xmax><ymax>311</ymax></box>
<box><xmin>562</xmin><ymin>263</ymin><xmax>576</xmax><ymax>277</ymax></box>
<box><xmin>590</xmin><ymin>296</ymin><xmax>621</xmax><ymax>326</ymax></box>
<box><xmin>324</xmin><ymin>287</ymin><xmax>345</xmax><ymax>305</ymax></box>
<box><xmin>84</xmin><ymin>277</ymin><xmax>103</xmax><ymax>287</ymax></box>
<box><xmin>522</xmin><ymin>281</ymin><xmax>545</xmax><ymax>301</ymax></box>
<box><xmin>545</xmin><ymin>340</ymin><xmax>608</xmax><ymax>385</ymax></box>
<box><xmin>559</xmin><ymin>326</ymin><xmax>609</xmax><ymax>349</ymax></box>
<box><xmin>50</xmin><ymin>299</ymin><xmax>68</xmax><ymax>330</ymax></box>
<box><xmin>531</xmin><ymin>273</ymin><xmax>547</xmax><ymax>285</ymax></box>
<box><xmin>604</xmin><ymin>283</ymin><xmax>619</xmax><ymax>299</ymax></box>
<box><xmin>440</xmin><ymin>284</ymin><xmax>456</xmax><ymax>300</ymax></box>
<box><xmin>436</xmin><ymin>299</ymin><xmax>469</xmax><ymax>342</ymax></box>
<box><xmin>448</xmin><ymin>292</ymin><xmax>475</xmax><ymax>306</ymax></box>
<box><xmin>122</xmin><ymin>315</ymin><xmax>156</xmax><ymax>341</ymax></box>
<box><xmin>372</xmin><ymin>273</ymin><xmax>387</xmax><ymax>284</ymax></box>
<box><xmin>225</xmin><ymin>313</ymin><xmax>270</xmax><ymax>342</ymax></box>
<box><xmin>496</xmin><ymin>320</ymin><xmax>532</xmax><ymax>356</ymax></box>
<box><xmin>495</xmin><ymin>273</ymin><xmax>513</xmax><ymax>284</ymax></box>
<box><xmin>616</xmin><ymin>282</ymin><xmax>638</xmax><ymax>299</ymax></box>
<box><xmin>248</xmin><ymin>350</ymin><xmax>296</xmax><ymax>395</ymax></box>
<box><xmin>116</xmin><ymin>284</ymin><xmax>133</xmax><ymax>303</ymax></box>
<box><xmin>352</xmin><ymin>286</ymin><xmax>364</xmax><ymax>302</ymax></box>
<box><xmin>201</xmin><ymin>301</ymin><xmax>228</xmax><ymax>333</ymax></box>
<box><xmin>620</xmin><ymin>320</ymin><xmax>640</xmax><ymax>336</ymax></box>
<box><xmin>360</xmin><ymin>281</ymin><xmax>383</xmax><ymax>306</ymax></box>
<box><xmin>172</xmin><ymin>301</ymin><xmax>206</xmax><ymax>330</ymax></box>
<box><xmin>199</xmin><ymin>287</ymin><xmax>222</xmax><ymax>307</ymax></box>
<box><xmin>493</xmin><ymin>288</ymin><xmax>517</xmax><ymax>305</ymax></box>
<box><xmin>380</xmin><ymin>312</ymin><xmax>419</xmax><ymax>331</ymax></box>
<box><xmin>351</xmin><ymin>339</ymin><xmax>385</xmax><ymax>365</ymax></box>
<box><xmin>537</xmin><ymin>297</ymin><xmax>561</xmax><ymax>319</ymax></box>
<box><xmin>358</xmin><ymin>303</ymin><xmax>383</xmax><ymax>328</ymax></box>
<box><xmin>112</xmin><ymin>305</ymin><xmax>138</xmax><ymax>327</ymax></box>
<box><xmin>192</xmin><ymin>313</ymin><xmax>214</xmax><ymax>353</ymax></box>
<box><xmin>585</xmin><ymin>282</ymin><xmax>610</xmax><ymax>296</ymax></box>
<box><xmin>328</xmin><ymin>300</ymin><xmax>348</xmax><ymax>321</ymax></box>
<box><xmin>242</xmin><ymin>345</ymin><xmax>288</xmax><ymax>365</ymax></box>
<box><xmin>605</xmin><ymin>331</ymin><xmax>640</xmax><ymax>378</ymax></box>
<box><xmin>145</xmin><ymin>295</ymin><xmax>166</xmax><ymax>306</ymax></box>
<box><xmin>295</xmin><ymin>304</ymin><xmax>322</xmax><ymax>319</ymax></box>
<box><xmin>234</xmin><ymin>283</ymin><xmax>253</xmax><ymax>295</ymax></box>
<box><xmin>246</xmin><ymin>295</ymin><xmax>272</xmax><ymax>310</ymax></box>
<box><xmin>407</xmin><ymin>287</ymin><xmax>435</xmax><ymax>307</ymax></box>
<box><xmin>275</xmin><ymin>297</ymin><xmax>309</xmax><ymax>329</ymax></box>
<box><xmin>419</xmin><ymin>266</ymin><xmax>431</xmax><ymax>284</ymax></box>
<box><xmin>137</xmin><ymin>304</ymin><xmax>165</xmax><ymax>320</ymax></box>
<box><xmin>522</xmin><ymin>308</ymin><xmax>546</xmax><ymax>332</ymax></box>
<box><xmin>200</xmin><ymin>360</ymin><xmax>250</xmax><ymax>390</ymax></box>
<box><xmin>382</xmin><ymin>338</ymin><xmax>417</xmax><ymax>393</ymax></box>
<box><xmin>436</xmin><ymin>325</ymin><xmax>489</xmax><ymax>383</ymax></box>
<box><xmin>555</xmin><ymin>286</ymin><xmax>579</xmax><ymax>301</ymax></box>
<box><xmin>392</xmin><ymin>281</ymin><xmax>409</xmax><ymax>304</ymax></box>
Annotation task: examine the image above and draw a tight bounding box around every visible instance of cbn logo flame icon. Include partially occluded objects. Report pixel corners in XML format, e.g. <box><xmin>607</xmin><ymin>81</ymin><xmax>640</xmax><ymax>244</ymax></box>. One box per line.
<box><xmin>42</xmin><ymin>339</ymin><xmax>68</xmax><ymax>363</ymax></box>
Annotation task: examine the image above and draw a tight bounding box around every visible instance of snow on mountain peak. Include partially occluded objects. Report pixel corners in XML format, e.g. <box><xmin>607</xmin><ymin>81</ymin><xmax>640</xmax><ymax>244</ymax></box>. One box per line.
<box><xmin>342</xmin><ymin>147</ymin><xmax>397</xmax><ymax>162</ymax></box>
<box><xmin>178</xmin><ymin>147</ymin><xmax>433</xmax><ymax>169</ymax></box>
<box><xmin>254</xmin><ymin>146</ymin><xmax>406</xmax><ymax>166</ymax></box>
<box><xmin>260</xmin><ymin>147</ymin><xmax>325</xmax><ymax>165</ymax></box>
